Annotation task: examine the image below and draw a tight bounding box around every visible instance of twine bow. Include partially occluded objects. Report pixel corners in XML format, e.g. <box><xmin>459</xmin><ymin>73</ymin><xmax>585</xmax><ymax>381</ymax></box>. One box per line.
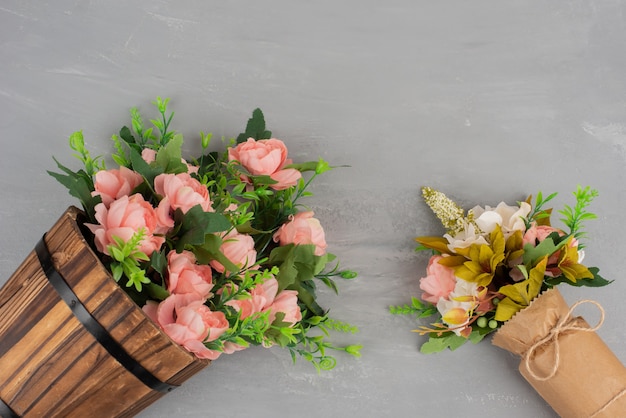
<box><xmin>523</xmin><ymin>299</ymin><xmax>605</xmax><ymax>382</ymax></box>
<box><xmin>522</xmin><ymin>299</ymin><xmax>626</xmax><ymax>416</ymax></box>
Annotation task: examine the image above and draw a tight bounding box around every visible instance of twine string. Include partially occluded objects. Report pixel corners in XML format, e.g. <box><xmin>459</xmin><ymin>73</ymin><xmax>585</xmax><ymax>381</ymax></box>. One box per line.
<box><xmin>523</xmin><ymin>299</ymin><xmax>605</xmax><ymax>382</ymax></box>
<box><xmin>523</xmin><ymin>299</ymin><xmax>626</xmax><ymax>416</ymax></box>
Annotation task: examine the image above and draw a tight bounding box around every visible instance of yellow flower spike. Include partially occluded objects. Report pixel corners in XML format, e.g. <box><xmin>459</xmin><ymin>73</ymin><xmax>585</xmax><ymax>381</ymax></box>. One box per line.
<box><xmin>421</xmin><ymin>187</ymin><xmax>466</xmax><ymax>235</ymax></box>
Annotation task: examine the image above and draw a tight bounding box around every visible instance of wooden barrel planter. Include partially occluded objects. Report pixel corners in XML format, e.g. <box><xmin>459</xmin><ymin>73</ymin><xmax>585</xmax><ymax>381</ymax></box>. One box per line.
<box><xmin>0</xmin><ymin>207</ymin><xmax>209</xmax><ymax>418</ymax></box>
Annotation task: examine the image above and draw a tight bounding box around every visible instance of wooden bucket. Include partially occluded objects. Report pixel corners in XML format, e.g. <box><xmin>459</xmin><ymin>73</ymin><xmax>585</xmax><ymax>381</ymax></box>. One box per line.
<box><xmin>0</xmin><ymin>207</ymin><xmax>209</xmax><ymax>418</ymax></box>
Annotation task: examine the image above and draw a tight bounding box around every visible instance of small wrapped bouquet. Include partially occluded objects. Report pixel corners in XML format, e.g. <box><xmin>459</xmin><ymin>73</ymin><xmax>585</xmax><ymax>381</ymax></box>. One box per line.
<box><xmin>391</xmin><ymin>186</ymin><xmax>626</xmax><ymax>417</ymax></box>
<box><xmin>0</xmin><ymin>99</ymin><xmax>360</xmax><ymax>418</ymax></box>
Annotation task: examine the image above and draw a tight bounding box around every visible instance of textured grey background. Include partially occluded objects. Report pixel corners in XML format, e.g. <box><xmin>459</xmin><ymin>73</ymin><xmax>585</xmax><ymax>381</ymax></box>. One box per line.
<box><xmin>2</xmin><ymin>1</ymin><xmax>626</xmax><ymax>417</ymax></box>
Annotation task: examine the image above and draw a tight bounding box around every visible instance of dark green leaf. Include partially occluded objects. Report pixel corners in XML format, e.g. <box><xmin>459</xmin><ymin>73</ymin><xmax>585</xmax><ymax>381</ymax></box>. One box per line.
<box><xmin>145</xmin><ymin>282</ymin><xmax>170</xmax><ymax>301</ymax></box>
<box><xmin>174</xmin><ymin>206</ymin><xmax>232</xmax><ymax>250</ymax></box>
<box><xmin>522</xmin><ymin>235</ymin><xmax>564</xmax><ymax>265</ymax></box>
<box><xmin>119</xmin><ymin>126</ymin><xmax>136</xmax><ymax>144</ymax></box>
<box><xmin>193</xmin><ymin>234</ymin><xmax>240</xmax><ymax>273</ymax></box>
<box><xmin>129</xmin><ymin>146</ymin><xmax>163</xmax><ymax>185</ymax></box>
<box><xmin>236</xmin><ymin>108</ymin><xmax>272</xmax><ymax>143</ymax></box>
<box><xmin>48</xmin><ymin>159</ymin><xmax>101</xmax><ymax>221</ymax></box>
<box><xmin>317</xmin><ymin>275</ymin><xmax>339</xmax><ymax>294</ymax></box>
<box><xmin>269</xmin><ymin>244</ymin><xmax>330</xmax><ymax>291</ymax></box>
<box><xmin>150</xmin><ymin>250</ymin><xmax>167</xmax><ymax>277</ymax></box>
<box><xmin>291</xmin><ymin>281</ymin><xmax>325</xmax><ymax>317</ymax></box>
<box><xmin>545</xmin><ymin>266</ymin><xmax>612</xmax><ymax>288</ymax></box>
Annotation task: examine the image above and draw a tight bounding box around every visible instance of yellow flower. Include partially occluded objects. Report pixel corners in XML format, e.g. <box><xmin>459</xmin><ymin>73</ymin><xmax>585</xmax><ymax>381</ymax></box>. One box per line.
<box><xmin>557</xmin><ymin>238</ymin><xmax>594</xmax><ymax>283</ymax></box>
<box><xmin>442</xmin><ymin>307</ymin><xmax>470</xmax><ymax>326</ymax></box>
<box><xmin>494</xmin><ymin>257</ymin><xmax>547</xmax><ymax>321</ymax></box>
<box><xmin>448</xmin><ymin>225</ymin><xmax>506</xmax><ymax>287</ymax></box>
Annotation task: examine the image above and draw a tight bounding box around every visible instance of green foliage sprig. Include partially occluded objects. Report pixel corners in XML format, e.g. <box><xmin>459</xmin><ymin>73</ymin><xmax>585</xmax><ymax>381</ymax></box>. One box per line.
<box><xmin>558</xmin><ymin>185</ymin><xmax>599</xmax><ymax>248</ymax></box>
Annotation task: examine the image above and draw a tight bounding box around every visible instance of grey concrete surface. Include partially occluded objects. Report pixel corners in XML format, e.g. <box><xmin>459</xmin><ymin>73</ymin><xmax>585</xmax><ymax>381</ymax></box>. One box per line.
<box><xmin>2</xmin><ymin>1</ymin><xmax>626</xmax><ymax>417</ymax></box>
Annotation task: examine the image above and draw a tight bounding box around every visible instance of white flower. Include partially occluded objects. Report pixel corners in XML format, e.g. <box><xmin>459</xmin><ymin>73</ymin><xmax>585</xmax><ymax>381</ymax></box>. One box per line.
<box><xmin>473</xmin><ymin>201</ymin><xmax>531</xmax><ymax>238</ymax></box>
<box><xmin>436</xmin><ymin>279</ymin><xmax>481</xmax><ymax>336</ymax></box>
<box><xmin>444</xmin><ymin>220</ymin><xmax>489</xmax><ymax>251</ymax></box>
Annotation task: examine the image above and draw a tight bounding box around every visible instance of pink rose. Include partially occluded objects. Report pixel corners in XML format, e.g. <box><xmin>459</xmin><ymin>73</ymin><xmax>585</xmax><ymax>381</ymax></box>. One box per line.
<box><xmin>228</xmin><ymin>138</ymin><xmax>302</xmax><ymax>190</ymax></box>
<box><xmin>210</xmin><ymin>229</ymin><xmax>257</xmax><ymax>274</ymax></box>
<box><xmin>225</xmin><ymin>276</ymin><xmax>279</xmax><ymax>319</ymax></box>
<box><xmin>87</xmin><ymin>194</ymin><xmax>165</xmax><ymax>257</ymax></box>
<box><xmin>224</xmin><ymin>297</ymin><xmax>256</xmax><ymax>320</ymax></box>
<box><xmin>143</xmin><ymin>293</ymin><xmax>228</xmax><ymax>360</ymax></box>
<box><xmin>419</xmin><ymin>255</ymin><xmax>457</xmax><ymax>304</ymax></box>
<box><xmin>522</xmin><ymin>224</ymin><xmax>563</xmax><ymax>247</ymax></box>
<box><xmin>92</xmin><ymin>167</ymin><xmax>143</xmax><ymax>208</ymax></box>
<box><xmin>167</xmin><ymin>250</ymin><xmax>213</xmax><ymax>298</ymax></box>
<box><xmin>265</xmin><ymin>289</ymin><xmax>302</xmax><ymax>326</ymax></box>
<box><xmin>154</xmin><ymin>173</ymin><xmax>213</xmax><ymax>228</ymax></box>
<box><xmin>142</xmin><ymin>149</ymin><xmax>199</xmax><ymax>174</ymax></box>
<box><xmin>223</xmin><ymin>341</ymin><xmax>247</xmax><ymax>355</ymax></box>
<box><xmin>141</xmin><ymin>149</ymin><xmax>157</xmax><ymax>164</ymax></box>
<box><xmin>273</xmin><ymin>211</ymin><xmax>327</xmax><ymax>256</ymax></box>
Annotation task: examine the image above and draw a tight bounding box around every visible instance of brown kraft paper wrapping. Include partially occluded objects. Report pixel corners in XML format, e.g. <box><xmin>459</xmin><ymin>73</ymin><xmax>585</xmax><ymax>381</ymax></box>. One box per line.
<box><xmin>492</xmin><ymin>288</ymin><xmax>626</xmax><ymax>418</ymax></box>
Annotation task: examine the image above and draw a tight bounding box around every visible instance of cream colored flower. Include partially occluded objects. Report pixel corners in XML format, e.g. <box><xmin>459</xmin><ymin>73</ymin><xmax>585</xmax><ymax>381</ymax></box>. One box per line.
<box><xmin>444</xmin><ymin>219</ymin><xmax>489</xmax><ymax>251</ymax></box>
<box><xmin>436</xmin><ymin>279</ymin><xmax>481</xmax><ymax>336</ymax></box>
<box><xmin>472</xmin><ymin>201</ymin><xmax>531</xmax><ymax>238</ymax></box>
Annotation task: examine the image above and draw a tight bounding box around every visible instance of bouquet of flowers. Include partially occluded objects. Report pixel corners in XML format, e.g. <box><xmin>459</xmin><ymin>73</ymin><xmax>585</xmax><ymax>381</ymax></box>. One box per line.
<box><xmin>49</xmin><ymin>98</ymin><xmax>360</xmax><ymax>370</ymax></box>
<box><xmin>391</xmin><ymin>186</ymin><xmax>609</xmax><ymax>351</ymax></box>
<box><xmin>392</xmin><ymin>187</ymin><xmax>626</xmax><ymax>417</ymax></box>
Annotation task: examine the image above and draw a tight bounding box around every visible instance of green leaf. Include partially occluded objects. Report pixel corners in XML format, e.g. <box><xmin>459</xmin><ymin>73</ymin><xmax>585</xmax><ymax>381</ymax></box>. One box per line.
<box><xmin>248</xmin><ymin>174</ymin><xmax>278</xmax><ymax>186</ymax></box>
<box><xmin>110</xmin><ymin>263</ymin><xmax>123</xmax><ymax>281</ymax></box>
<box><xmin>193</xmin><ymin>233</ymin><xmax>240</xmax><ymax>273</ymax></box>
<box><xmin>269</xmin><ymin>244</ymin><xmax>329</xmax><ymax>290</ymax></box>
<box><xmin>284</xmin><ymin>161</ymin><xmax>319</xmax><ymax>172</ymax></box>
<box><xmin>144</xmin><ymin>282</ymin><xmax>170</xmax><ymax>301</ymax></box>
<box><xmin>155</xmin><ymin>134</ymin><xmax>187</xmax><ymax>174</ymax></box>
<box><xmin>109</xmin><ymin>246</ymin><xmax>125</xmax><ymax>262</ymax></box>
<box><xmin>173</xmin><ymin>206</ymin><xmax>232</xmax><ymax>251</ymax></box>
<box><xmin>119</xmin><ymin>126</ymin><xmax>137</xmax><ymax>144</ymax></box>
<box><xmin>317</xmin><ymin>275</ymin><xmax>339</xmax><ymax>294</ymax></box>
<box><xmin>468</xmin><ymin>329</ymin><xmax>488</xmax><ymax>344</ymax></box>
<box><xmin>48</xmin><ymin>159</ymin><xmax>101</xmax><ymax>221</ymax></box>
<box><xmin>129</xmin><ymin>146</ymin><xmax>163</xmax><ymax>185</ymax></box>
<box><xmin>150</xmin><ymin>250</ymin><xmax>167</xmax><ymax>277</ymax></box>
<box><xmin>291</xmin><ymin>280</ymin><xmax>325</xmax><ymax>317</ymax></box>
<box><xmin>521</xmin><ymin>235</ymin><xmax>563</xmax><ymax>265</ymax></box>
<box><xmin>236</xmin><ymin>108</ymin><xmax>272</xmax><ymax>143</ymax></box>
<box><xmin>420</xmin><ymin>333</ymin><xmax>468</xmax><ymax>354</ymax></box>
<box><xmin>267</xmin><ymin>244</ymin><xmax>331</xmax><ymax>316</ymax></box>
<box><xmin>545</xmin><ymin>266</ymin><xmax>612</xmax><ymax>288</ymax></box>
